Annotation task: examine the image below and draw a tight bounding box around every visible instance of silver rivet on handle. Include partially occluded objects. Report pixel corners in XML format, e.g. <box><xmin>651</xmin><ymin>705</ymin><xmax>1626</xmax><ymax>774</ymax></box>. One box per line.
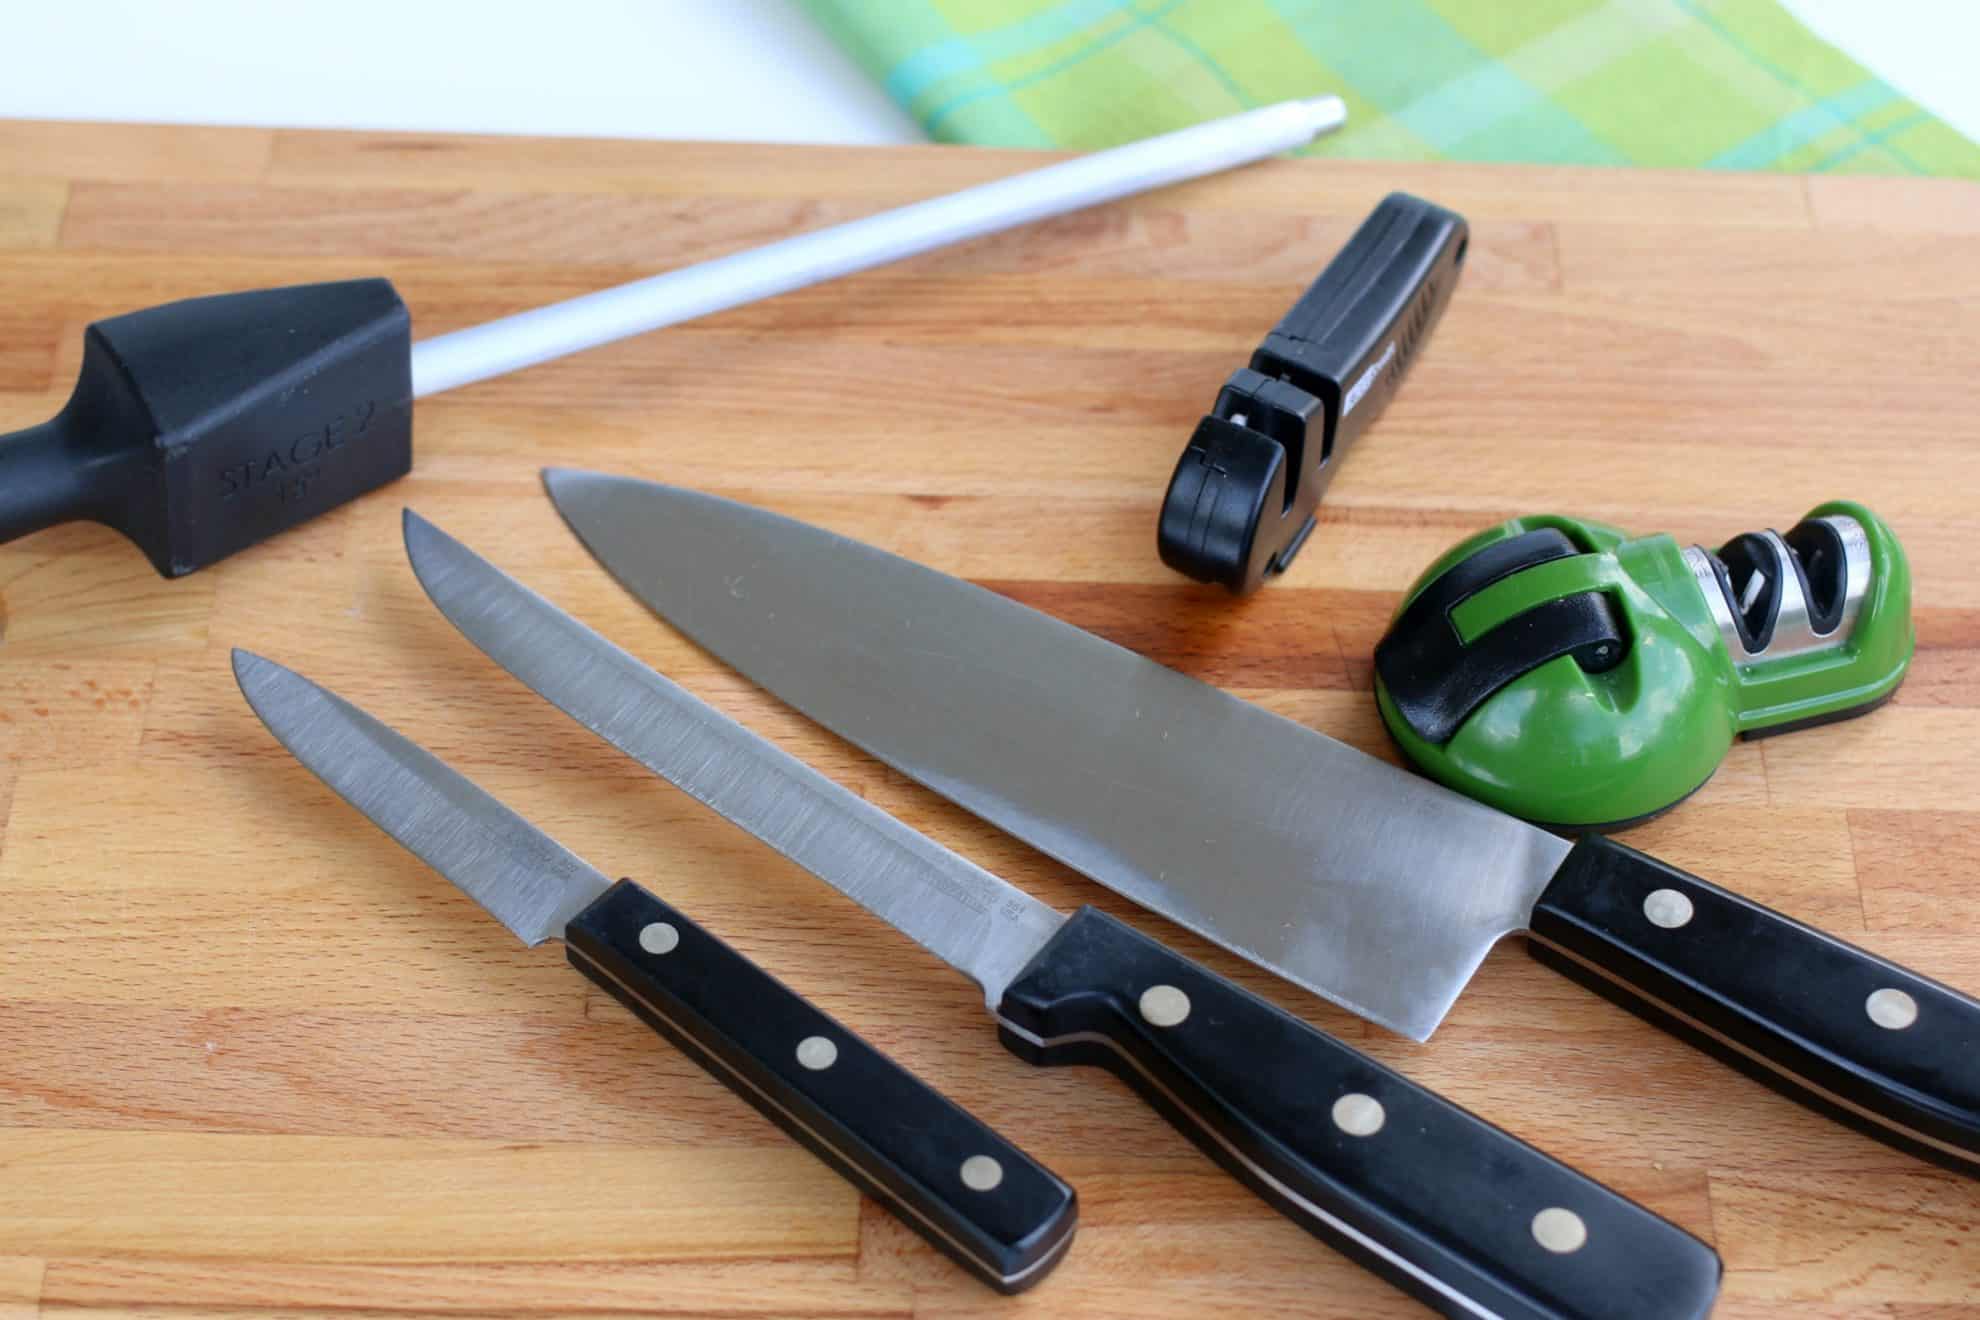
<box><xmin>1866</xmin><ymin>987</ymin><xmax>1919</xmax><ymax>1030</ymax></box>
<box><xmin>1532</xmin><ymin>1207</ymin><xmax>1588</xmax><ymax>1254</ymax></box>
<box><xmin>1642</xmin><ymin>889</ymin><xmax>1694</xmax><ymax>929</ymax></box>
<box><xmin>1138</xmin><ymin>985</ymin><xmax>1192</xmax><ymax>1027</ymax></box>
<box><xmin>960</xmin><ymin>1155</ymin><xmax>1005</xmax><ymax>1191</ymax></box>
<box><xmin>1331</xmin><ymin>1093</ymin><xmax>1386</xmax><ymax>1137</ymax></box>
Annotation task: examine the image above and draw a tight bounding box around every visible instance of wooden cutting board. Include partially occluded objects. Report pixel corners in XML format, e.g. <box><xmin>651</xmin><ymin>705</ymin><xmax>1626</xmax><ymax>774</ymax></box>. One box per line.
<box><xmin>2</xmin><ymin>118</ymin><xmax>1977</xmax><ymax>1319</ymax></box>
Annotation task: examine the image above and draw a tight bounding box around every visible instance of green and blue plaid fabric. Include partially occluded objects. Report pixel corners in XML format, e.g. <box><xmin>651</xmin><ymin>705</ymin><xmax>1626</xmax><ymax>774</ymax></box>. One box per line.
<box><xmin>802</xmin><ymin>0</ymin><xmax>1980</xmax><ymax>176</ymax></box>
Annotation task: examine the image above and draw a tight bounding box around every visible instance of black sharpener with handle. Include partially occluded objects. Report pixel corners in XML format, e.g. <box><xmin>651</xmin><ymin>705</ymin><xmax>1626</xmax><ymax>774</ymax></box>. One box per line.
<box><xmin>1158</xmin><ymin>192</ymin><xmax>1467</xmax><ymax>593</ymax></box>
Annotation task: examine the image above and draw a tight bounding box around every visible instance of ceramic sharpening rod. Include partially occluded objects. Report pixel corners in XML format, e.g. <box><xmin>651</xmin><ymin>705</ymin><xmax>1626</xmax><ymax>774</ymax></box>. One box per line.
<box><xmin>0</xmin><ymin>97</ymin><xmax>1345</xmax><ymax>578</ymax></box>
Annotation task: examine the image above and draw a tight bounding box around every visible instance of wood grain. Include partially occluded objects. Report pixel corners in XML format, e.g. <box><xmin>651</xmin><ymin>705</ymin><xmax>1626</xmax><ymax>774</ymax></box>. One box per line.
<box><xmin>0</xmin><ymin>1131</ymin><xmax>852</xmax><ymax>1262</ymax></box>
<box><xmin>2</xmin><ymin>119</ymin><xmax>1978</xmax><ymax>1317</ymax></box>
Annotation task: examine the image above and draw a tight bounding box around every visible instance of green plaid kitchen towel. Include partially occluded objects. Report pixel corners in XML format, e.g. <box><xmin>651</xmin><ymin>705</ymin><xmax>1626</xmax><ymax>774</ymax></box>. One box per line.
<box><xmin>801</xmin><ymin>0</ymin><xmax>1980</xmax><ymax>176</ymax></box>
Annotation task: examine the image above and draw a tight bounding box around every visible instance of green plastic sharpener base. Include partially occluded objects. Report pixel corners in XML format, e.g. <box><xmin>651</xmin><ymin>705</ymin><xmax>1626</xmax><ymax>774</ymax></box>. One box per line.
<box><xmin>1373</xmin><ymin>502</ymin><xmax>1913</xmax><ymax>830</ymax></box>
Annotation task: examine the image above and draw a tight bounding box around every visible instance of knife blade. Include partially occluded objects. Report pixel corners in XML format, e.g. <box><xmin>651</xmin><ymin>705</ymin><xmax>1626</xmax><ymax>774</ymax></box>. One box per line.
<box><xmin>543</xmin><ymin>469</ymin><xmax>1980</xmax><ymax>1176</ymax></box>
<box><xmin>403</xmin><ymin>511</ymin><xmax>1722</xmax><ymax>1320</ymax></box>
<box><xmin>230</xmin><ymin>649</ymin><xmax>1077</xmax><ymax>1294</ymax></box>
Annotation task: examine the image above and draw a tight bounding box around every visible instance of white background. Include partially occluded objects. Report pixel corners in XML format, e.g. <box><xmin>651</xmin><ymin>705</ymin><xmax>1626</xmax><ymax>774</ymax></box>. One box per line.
<box><xmin>0</xmin><ymin>0</ymin><xmax>1973</xmax><ymax>149</ymax></box>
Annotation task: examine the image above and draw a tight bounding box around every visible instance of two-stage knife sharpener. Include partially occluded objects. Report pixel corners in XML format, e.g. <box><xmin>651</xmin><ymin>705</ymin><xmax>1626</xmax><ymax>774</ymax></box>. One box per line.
<box><xmin>1374</xmin><ymin>502</ymin><xmax>1915</xmax><ymax>830</ymax></box>
<box><xmin>1157</xmin><ymin>192</ymin><xmax>1468</xmax><ymax>594</ymax></box>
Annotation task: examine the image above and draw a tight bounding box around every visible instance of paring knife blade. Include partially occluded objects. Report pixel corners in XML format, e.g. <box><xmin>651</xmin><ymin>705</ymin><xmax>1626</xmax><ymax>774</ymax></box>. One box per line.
<box><xmin>543</xmin><ymin>470</ymin><xmax>1980</xmax><ymax>1177</ymax></box>
<box><xmin>231</xmin><ymin>649</ymin><xmax>1078</xmax><ymax>1294</ymax></box>
<box><xmin>403</xmin><ymin>510</ymin><xmax>1723</xmax><ymax>1320</ymax></box>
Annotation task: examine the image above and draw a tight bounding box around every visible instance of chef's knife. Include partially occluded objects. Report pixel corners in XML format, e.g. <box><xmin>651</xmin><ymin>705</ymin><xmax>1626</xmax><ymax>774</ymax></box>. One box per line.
<box><xmin>403</xmin><ymin>511</ymin><xmax>1722</xmax><ymax>1320</ymax></box>
<box><xmin>542</xmin><ymin>470</ymin><xmax>1980</xmax><ymax>1176</ymax></box>
<box><xmin>230</xmin><ymin>649</ymin><xmax>1077</xmax><ymax>1293</ymax></box>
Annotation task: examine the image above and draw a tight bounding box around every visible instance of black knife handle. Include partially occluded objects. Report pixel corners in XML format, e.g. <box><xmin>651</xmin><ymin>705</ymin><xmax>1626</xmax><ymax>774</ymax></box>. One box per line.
<box><xmin>565</xmin><ymin>880</ymin><xmax>1077</xmax><ymax>1292</ymax></box>
<box><xmin>994</xmin><ymin>907</ymin><xmax>1720</xmax><ymax>1320</ymax></box>
<box><xmin>1530</xmin><ymin>834</ymin><xmax>1980</xmax><ymax>1176</ymax></box>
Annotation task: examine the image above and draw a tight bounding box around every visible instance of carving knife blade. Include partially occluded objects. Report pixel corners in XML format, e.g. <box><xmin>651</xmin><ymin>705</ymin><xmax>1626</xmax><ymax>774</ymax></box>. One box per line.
<box><xmin>540</xmin><ymin>469</ymin><xmax>1980</xmax><ymax>1176</ymax></box>
<box><xmin>401</xmin><ymin>510</ymin><xmax>1722</xmax><ymax>1320</ymax></box>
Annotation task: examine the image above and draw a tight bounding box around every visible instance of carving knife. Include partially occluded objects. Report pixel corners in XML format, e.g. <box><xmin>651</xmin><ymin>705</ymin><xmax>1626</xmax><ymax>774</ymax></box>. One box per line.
<box><xmin>230</xmin><ymin>649</ymin><xmax>1078</xmax><ymax>1293</ymax></box>
<box><xmin>402</xmin><ymin>510</ymin><xmax>1722</xmax><ymax>1320</ymax></box>
<box><xmin>541</xmin><ymin>469</ymin><xmax>1980</xmax><ymax>1176</ymax></box>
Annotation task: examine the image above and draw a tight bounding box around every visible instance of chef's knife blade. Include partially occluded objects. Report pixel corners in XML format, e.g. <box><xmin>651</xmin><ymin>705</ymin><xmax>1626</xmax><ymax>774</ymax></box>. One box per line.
<box><xmin>231</xmin><ymin>649</ymin><xmax>1078</xmax><ymax>1293</ymax></box>
<box><xmin>545</xmin><ymin>471</ymin><xmax>1980</xmax><ymax>1176</ymax></box>
<box><xmin>543</xmin><ymin>466</ymin><xmax>1565</xmax><ymax>1042</ymax></box>
<box><xmin>403</xmin><ymin>514</ymin><xmax>1723</xmax><ymax>1320</ymax></box>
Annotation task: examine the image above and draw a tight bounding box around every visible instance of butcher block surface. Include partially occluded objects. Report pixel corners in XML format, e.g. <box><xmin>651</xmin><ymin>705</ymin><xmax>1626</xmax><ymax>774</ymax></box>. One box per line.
<box><xmin>2</xmin><ymin>119</ymin><xmax>1979</xmax><ymax>1318</ymax></box>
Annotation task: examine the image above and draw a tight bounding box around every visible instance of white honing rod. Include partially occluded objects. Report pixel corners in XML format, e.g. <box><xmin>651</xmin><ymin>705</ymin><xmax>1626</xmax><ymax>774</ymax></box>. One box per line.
<box><xmin>409</xmin><ymin>97</ymin><xmax>1348</xmax><ymax>398</ymax></box>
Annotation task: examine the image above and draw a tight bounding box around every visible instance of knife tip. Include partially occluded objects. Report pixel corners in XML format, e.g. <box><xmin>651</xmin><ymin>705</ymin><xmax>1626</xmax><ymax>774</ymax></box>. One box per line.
<box><xmin>230</xmin><ymin>646</ymin><xmax>265</xmax><ymax>684</ymax></box>
<box><xmin>229</xmin><ymin>647</ymin><xmax>292</xmax><ymax>719</ymax></box>
<box><xmin>540</xmin><ymin>466</ymin><xmax>607</xmax><ymax>504</ymax></box>
<box><xmin>402</xmin><ymin>506</ymin><xmax>452</xmax><ymax>564</ymax></box>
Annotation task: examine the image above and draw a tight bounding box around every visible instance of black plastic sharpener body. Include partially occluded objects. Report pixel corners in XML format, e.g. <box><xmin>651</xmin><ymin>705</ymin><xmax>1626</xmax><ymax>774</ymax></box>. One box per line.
<box><xmin>1158</xmin><ymin>193</ymin><xmax>1468</xmax><ymax>594</ymax></box>
<box><xmin>0</xmin><ymin>279</ymin><xmax>413</xmax><ymax>577</ymax></box>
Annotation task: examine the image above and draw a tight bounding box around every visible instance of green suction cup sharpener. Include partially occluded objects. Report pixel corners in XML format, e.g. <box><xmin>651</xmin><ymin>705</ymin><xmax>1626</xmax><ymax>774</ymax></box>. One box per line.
<box><xmin>1373</xmin><ymin>502</ymin><xmax>1913</xmax><ymax>830</ymax></box>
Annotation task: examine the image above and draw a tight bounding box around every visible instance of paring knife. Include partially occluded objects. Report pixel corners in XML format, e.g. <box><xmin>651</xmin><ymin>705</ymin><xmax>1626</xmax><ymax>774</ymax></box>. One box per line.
<box><xmin>402</xmin><ymin>511</ymin><xmax>1722</xmax><ymax>1320</ymax></box>
<box><xmin>229</xmin><ymin>650</ymin><xmax>1078</xmax><ymax>1294</ymax></box>
<box><xmin>541</xmin><ymin>469</ymin><xmax>1980</xmax><ymax>1177</ymax></box>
